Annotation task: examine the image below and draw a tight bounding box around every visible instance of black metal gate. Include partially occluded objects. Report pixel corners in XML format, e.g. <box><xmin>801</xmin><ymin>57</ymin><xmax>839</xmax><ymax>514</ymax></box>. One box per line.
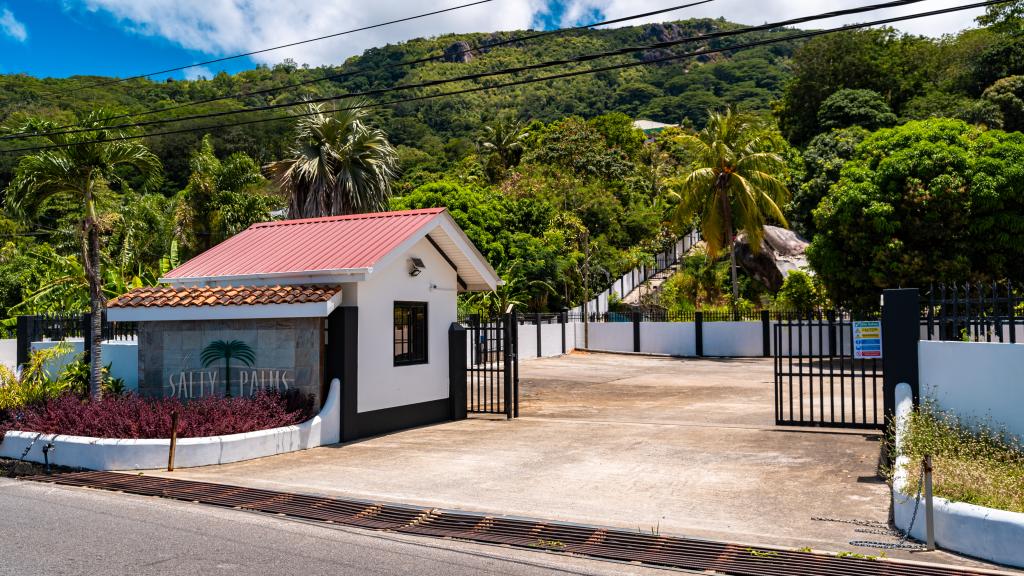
<box><xmin>773</xmin><ymin>313</ymin><xmax>884</xmax><ymax>430</ymax></box>
<box><xmin>464</xmin><ymin>313</ymin><xmax>519</xmax><ymax>418</ymax></box>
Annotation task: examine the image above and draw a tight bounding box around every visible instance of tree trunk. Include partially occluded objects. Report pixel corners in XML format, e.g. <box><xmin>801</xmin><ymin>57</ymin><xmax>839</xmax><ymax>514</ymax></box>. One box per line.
<box><xmin>87</xmin><ymin>222</ymin><xmax>103</xmax><ymax>401</ymax></box>
<box><xmin>716</xmin><ymin>182</ymin><xmax>739</xmax><ymax>302</ymax></box>
<box><xmin>729</xmin><ymin>235</ymin><xmax>739</xmax><ymax>301</ymax></box>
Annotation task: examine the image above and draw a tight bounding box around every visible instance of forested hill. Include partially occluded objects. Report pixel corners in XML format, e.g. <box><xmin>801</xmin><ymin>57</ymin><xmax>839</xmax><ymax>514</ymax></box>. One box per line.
<box><xmin>0</xmin><ymin>18</ymin><xmax>802</xmax><ymax>192</ymax></box>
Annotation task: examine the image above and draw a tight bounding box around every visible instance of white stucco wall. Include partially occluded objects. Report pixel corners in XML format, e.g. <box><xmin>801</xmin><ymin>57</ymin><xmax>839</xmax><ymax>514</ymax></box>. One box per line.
<box><xmin>354</xmin><ymin>236</ymin><xmax>458</xmax><ymax>413</ymax></box>
<box><xmin>517</xmin><ymin>324</ymin><xmax>538</xmax><ymax>360</ymax></box>
<box><xmin>539</xmin><ymin>323</ymin><xmax>564</xmax><ymax>357</ymax></box>
<box><xmin>584</xmin><ymin>322</ymin><xmax>634</xmax><ymax>353</ymax></box>
<box><xmin>639</xmin><ymin>323</ymin><xmax>696</xmax><ymax>357</ymax></box>
<box><xmin>919</xmin><ymin>340</ymin><xmax>1024</xmax><ymax>439</ymax></box>
<box><xmin>893</xmin><ymin>383</ymin><xmax>1024</xmax><ymax>567</ymax></box>
<box><xmin>0</xmin><ymin>338</ymin><xmax>15</xmax><ymax>370</ymax></box>
<box><xmin>703</xmin><ymin>322</ymin><xmax>764</xmax><ymax>357</ymax></box>
<box><xmin>30</xmin><ymin>339</ymin><xmax>139</xmax><ymax>392</ymax></box>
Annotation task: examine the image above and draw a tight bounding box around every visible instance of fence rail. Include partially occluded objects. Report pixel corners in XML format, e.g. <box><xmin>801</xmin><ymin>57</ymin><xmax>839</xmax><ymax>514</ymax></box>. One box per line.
<box><xmin>15</xmin><ymin>312</ymin><xmax>138</xmax><ymax>366</ymax></box>
<box><xmin>922</xmin><ymin>282</ymin><xmax>1022</xmax><ymax>343</ymax></box>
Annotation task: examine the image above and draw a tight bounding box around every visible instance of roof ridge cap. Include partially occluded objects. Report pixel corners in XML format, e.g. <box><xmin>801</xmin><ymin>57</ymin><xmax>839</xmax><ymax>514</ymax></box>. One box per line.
<box><xmin>249</xmin><ymin>207</ymin><xmax>445</xmax><ymax>229</ymax></box>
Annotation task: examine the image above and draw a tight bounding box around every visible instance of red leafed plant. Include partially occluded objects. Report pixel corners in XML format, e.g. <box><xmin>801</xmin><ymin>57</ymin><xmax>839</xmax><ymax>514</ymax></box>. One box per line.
<box><xmin>0</xmin><ymin>391</ymin><xmax>313</xmax><ymax>440</ymax></box>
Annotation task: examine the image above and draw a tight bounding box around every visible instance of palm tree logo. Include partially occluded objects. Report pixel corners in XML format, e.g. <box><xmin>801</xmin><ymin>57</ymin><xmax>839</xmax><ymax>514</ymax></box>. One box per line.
<box><xmin>201</xmin><ymin>340</ymin><xmax>255</xmax><ymax>397</ymax></box>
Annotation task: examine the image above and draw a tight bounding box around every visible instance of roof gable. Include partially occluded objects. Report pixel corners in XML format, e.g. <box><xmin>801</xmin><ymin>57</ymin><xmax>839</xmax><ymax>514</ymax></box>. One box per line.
<box><xmin>162</xmin><ymin>207</ymin><xmax>500</xmax><ymax>291</ymax></box>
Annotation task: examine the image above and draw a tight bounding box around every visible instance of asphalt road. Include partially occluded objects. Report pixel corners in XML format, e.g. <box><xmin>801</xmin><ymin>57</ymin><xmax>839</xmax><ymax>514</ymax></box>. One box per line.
<box><xmin>0</xmin><ymin>478</ymin><xmax>676</xmax><ymax>576</ymax></box>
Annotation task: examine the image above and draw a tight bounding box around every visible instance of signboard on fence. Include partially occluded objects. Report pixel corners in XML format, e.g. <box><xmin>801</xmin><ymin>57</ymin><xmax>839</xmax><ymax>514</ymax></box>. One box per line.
<box><xmin>852</xmin><ymin>320</ymin><xmax>882</xmax><ymax>359</ymax></box>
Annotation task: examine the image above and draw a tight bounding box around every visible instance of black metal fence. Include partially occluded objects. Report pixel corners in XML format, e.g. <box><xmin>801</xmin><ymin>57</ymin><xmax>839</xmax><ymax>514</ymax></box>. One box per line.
<box><xmin>15</xmin><ymin>312</ymin><xmax>137</xmax><ymax>366</ymax></box>
<box><xmin>921</xmin><ymin>282</ymin><xmax>1022</xmax><ymax>343</ymax></box>
<box><xmin>498</xmin><ymin>308</ymin><xmax>815</xmax><ymax>325</ymax></box>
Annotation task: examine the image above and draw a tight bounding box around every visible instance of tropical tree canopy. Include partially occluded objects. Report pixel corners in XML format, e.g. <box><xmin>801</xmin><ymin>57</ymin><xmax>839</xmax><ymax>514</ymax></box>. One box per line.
<box><xmin>808</xmin><ymin>118</ymin><xmax>1024</xmax><ymax>310</ymax></box>
<box><xmin>670</xmin><ymin>109</ymin><xmax>790</xmax><ymax>299</ymax></box>
<box><xmin>4</xmin><ymin>110</ymin><xmax>162</xmax><ymax>399</ymax></box>
<box><xmin>265</xmin><ymin>102</ymin><xmax>399</xmax><ymax>218</ymax></box>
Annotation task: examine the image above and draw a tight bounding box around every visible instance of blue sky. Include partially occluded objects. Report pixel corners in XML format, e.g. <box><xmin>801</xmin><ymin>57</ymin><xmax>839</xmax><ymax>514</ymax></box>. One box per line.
<box><xmin>0</xmin><ymin>1</ymin><xmax>985</xmax><ymax>81</ymax></box>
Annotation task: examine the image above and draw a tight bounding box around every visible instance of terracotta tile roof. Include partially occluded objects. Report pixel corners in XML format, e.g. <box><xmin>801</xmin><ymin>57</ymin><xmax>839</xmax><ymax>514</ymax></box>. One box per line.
<box><xmin>107</xmin><ymin>285</ymin><xmax>342</xmax><ymax>309</ymax></box>
<box><xmin>162</xmin><ymin>207</ymin><xmax>447</xmax><ymax>281</ymax></box>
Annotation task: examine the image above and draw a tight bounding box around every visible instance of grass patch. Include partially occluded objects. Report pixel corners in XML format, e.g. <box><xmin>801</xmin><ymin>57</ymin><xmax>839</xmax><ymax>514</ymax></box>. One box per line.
<box><xmin>896</xmin><ymin>406</ymin><xmax>1024</xmax><ymax>513</ymax></box>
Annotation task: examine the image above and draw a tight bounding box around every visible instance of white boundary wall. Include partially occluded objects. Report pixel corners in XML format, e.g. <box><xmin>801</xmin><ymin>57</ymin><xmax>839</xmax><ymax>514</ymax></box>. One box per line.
<box><xmin>30</xmin><ymin>339</ymin><xmax>139</xmax><ymax>391</ymax></box>
<box><xmin>0</xmin><ymin>338</ymin><xmax>15</xmax><ymax>370</ymax></box>
<box><xmin>0</xmin><ymin>379</ymin><xmax>341</xmax><ymax>471</ymax></box>
<box><xmin>919</xmin><ymin>340</ymin><xmax>1024</xmax><ymax>440</ymax></box>
<box><xmin>893</xmin><ymin>383</ymin><xmax>1024</xmax><ymax>567</ymax></box>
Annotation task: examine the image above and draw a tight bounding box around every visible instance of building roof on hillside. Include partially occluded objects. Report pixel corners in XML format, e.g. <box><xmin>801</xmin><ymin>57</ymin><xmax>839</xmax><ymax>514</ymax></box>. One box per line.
<box><xmin>108</xmin><ymin>285</ymin><xmax>341</xmax><ymax>309</ymax></box>
<box><xmin>161</xmin><ymin>207</ymin><xmax>500</xmax><ymax>291</ymax></box>
<box><xmin>633</xmin><ymin>119</ymin><xmax>677</xmax><ymax>132</ymax></box>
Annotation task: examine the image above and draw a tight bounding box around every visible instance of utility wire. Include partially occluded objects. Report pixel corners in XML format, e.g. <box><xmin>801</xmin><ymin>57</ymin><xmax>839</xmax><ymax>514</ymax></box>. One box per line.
<box><xmin>3</xmin><ymin>0</ymin><xmax>935</xmax><ymax>141</ymax></box>
<box><xmin>1</xmin><ymin>0</ymin><xmax>1005</xmax><ymax>154</ymax></box>
<box><xmin>5</xmin><ymin>0</ymin><xmax>717</xmax><ymax>140</ymax></box>
<box><xmin>58</xmin><ymin>0</ymin><xmax>499</xmax><ymax>94</ymax></box>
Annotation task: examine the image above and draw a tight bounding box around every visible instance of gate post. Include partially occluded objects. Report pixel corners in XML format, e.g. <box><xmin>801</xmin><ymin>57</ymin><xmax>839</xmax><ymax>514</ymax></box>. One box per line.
<box><xmin>632</xmin><ymin>308</ymin><xmax>641</xmax><ymax>352</ymax></box>
<box><xmin>882</xmin><ymin>288</ymin><xmax>920</xmax><ymax>421</ymax></box>
<box><xmin>695</xmin><ymin>311</ymin><xmax>704</xmax><ymax>357</ymax></box>
<box><xmin>535</xmin><ymin>312</ymin><xmax>542</xmax><ymax>358</ymax></box>
<box><xmin>560</xmin><ymin>309</ymin><xmax>567</xmax><ymax>354</ymax></box>
<box><xmin>512</xmin><ymin>311</ymin><xmax>520</xmax><ymax>418</ymax></box>
<box><xmin>16</xmin><ymin>315</ymin><xmax>41</xmax><ymax>367</ymax></box>
<box><xmin>503</xmin><ymin>311</ymin><xmax>514</xmax><ymax>420</ymax></box>
<box><xmin>761</xmin><ymin>310</ymin><xmax>770</xmax><ymax>357</ymax></box>
<box><xmin>448</xmin><ymin>323</ymin><xmax>468</xmax><ymax>421</ymax></box>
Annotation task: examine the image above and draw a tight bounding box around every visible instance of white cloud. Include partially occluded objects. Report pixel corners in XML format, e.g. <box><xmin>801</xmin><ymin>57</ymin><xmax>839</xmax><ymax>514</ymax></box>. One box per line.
<box><xmin>0</xmin><ymin>7</ymin><xmax>27</xmax><ymax>42</ymax></box>
<box><xmin>184</xmin><ymin>65</ymin><xmax>213</xmax><ymax>80</ymax></box>
<box><xmin>71</xmin><ymin>0</ymin><xmax>984</xmax><ymax>70</ymax></box>
<box><xmin>574</xmin><ymin>0</ymin><xmax>985</xmax><ymax>38</ymax></box>
<box><xmin>78</xmin><ymin>0</ymin><xmax>547</xmax><ymax>67</ymax></box>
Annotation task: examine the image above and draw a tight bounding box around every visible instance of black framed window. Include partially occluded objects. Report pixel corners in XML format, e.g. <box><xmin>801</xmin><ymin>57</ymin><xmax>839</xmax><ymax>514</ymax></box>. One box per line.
<box><xmin>394</xmin><ymin>302</ymin><xmax>428</xmax><ymax>366</ymax></box>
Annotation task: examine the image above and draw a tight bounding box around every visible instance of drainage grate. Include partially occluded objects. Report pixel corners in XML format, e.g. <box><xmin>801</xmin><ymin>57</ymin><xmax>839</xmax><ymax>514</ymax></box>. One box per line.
<box><xmin>22</xmin><ymin>472</ymin><xmax>1000</xmax><ymax>576</ymax></box>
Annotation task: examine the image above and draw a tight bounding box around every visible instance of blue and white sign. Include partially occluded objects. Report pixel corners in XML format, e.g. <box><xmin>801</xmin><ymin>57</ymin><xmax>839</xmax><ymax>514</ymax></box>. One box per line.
<box><xmin>852</xmin><ymin>320</ymin><xmax>882</xmax><ymax>359</ymax></box>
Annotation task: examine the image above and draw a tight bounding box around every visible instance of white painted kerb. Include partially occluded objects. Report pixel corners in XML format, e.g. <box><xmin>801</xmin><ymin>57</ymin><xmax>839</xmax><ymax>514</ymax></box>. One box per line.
<box><xmin>892</xmin><ymin>383</ymin><xmax>1024</xmax><ymax>568</ymax></box>
<box><xmin>0</xmin><ymin>379</ymin><xmax>341</xmax><ymax>471</ymax></box>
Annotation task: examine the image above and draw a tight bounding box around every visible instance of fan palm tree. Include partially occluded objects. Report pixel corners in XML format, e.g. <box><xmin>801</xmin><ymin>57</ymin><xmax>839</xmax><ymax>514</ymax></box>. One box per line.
<box><xmin>265</xmin><ymin>102</ymin><xmax>398</xmax><ymax>218</ymax></box>
<box><xmin>201</xmin><ymin>340</ymin><xmax>256</xmax><ymax>398</ymax></box>
<box><xmin>670</xmin><ymin>109</ymin><xmax>789</xmax><ymax>301</ymax></box>
<box><xmin>5</xmin><ymin>111</ymin><xmax>162</xmax><ymax>400</ymax></box>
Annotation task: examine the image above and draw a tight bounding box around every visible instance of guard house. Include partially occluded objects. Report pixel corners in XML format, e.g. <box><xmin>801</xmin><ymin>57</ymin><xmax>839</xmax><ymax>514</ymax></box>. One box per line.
<box><xmin>107</xmin><ymin>208</ymin><xmax>501</xmax><ymax>441</ymax></box>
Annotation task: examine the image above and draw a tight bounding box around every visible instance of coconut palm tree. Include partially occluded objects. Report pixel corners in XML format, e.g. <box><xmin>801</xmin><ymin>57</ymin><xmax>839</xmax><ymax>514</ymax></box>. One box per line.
<box><xmin>670</xmin><ymin>109</ymin><xmax>789</xmax><ymax>301</ymax></box>
<box><xmin>478</xmin><ymin>118</ymin><xmax>529</xmax><ymax>178</ymax></box>
<box><xmin>201</xmin><ymin>340</ymin><xmax>255</xmax><ymax>398</ymax></box>
<box><xmin>5</xmin><ymin>111</ymin><xmax>162</xmax><ymax>400</ymax></box>
<box><xmin>266</xmin><ymin>102</ymin><xmax>398</xmax><ymax>218</ymax></box>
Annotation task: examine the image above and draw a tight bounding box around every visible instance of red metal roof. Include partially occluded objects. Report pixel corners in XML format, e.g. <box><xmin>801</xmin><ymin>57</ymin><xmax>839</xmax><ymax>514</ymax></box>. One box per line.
<box><xmin>164</xmin><ymin>208</ymin><xmax>446</xmax><ymax>281</ymax></box>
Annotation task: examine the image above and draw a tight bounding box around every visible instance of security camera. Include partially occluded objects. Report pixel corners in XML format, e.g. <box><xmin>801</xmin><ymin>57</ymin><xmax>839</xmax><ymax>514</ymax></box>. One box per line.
<box><xmin>409</xmin><ymin>257</ymin><xmax>426</xmax><ymax>277</ymax></box>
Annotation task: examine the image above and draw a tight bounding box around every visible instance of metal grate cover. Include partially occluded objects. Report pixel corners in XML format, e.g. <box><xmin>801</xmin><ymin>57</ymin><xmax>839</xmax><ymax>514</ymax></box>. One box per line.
<box><xmin>22</xmin><ymin>472</ymin><xmax>1004</xmax><ymax>576</ymax></box>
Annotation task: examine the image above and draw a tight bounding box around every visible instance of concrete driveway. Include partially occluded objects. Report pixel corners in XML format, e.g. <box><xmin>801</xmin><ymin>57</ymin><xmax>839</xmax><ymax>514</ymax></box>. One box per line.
<box><xmin>151</xmin><ymin>352</ymin><xmax>984</xmax><ymax>566</ymax></box>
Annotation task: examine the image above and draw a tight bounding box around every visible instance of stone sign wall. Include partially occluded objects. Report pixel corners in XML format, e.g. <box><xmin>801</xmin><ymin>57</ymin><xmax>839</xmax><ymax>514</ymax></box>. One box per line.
<box><xmin>138</xmin><ymin>318</ymin><xmax>323</xmax><ymax>404</ymax></box>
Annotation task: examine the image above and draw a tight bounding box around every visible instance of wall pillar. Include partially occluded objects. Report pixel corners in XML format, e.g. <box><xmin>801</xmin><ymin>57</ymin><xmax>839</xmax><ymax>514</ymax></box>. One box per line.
<box><xmin>448</xmin><ymin>322</ymin><xmax>467</xmax><ymax>420</ymax></box>
<box><xmin>882</xmin><ymin>288</ymin><xmax>920</xmax><ymax>421</ymax></box>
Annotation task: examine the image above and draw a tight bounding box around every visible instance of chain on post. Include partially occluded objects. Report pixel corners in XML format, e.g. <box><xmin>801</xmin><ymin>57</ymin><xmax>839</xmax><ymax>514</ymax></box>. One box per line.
<box><xmin>813</xmin><ymin>460</ymin><xmax>928</xmax><ymax>551</ymax></box>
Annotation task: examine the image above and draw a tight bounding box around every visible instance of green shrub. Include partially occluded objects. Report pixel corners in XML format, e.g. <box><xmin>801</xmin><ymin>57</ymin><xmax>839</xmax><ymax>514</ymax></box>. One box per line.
<box><xmin>895</xmin><ymin>405</ymin><xmax>1024</xmax><ymax>513</ymax></box>
<box><xmin>0</xmin><ymin>344</ymin><xmax>75</xmax><ymax>411</ymax></box>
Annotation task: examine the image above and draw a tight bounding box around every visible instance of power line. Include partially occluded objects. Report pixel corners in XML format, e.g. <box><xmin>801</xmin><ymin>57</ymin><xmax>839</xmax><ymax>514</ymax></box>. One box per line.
<box><xmin>1</xmin><ymin>0</ymin><xmax>1006</xmax><ymax>155</ymax></box>
<box><xmin>5</xmin><ymin>0</ymin><xmax>717</xmax><ymax>139</ymax></box>
<box><xmin>4</xmin><ymin>0</ymin><xmax>935</xmax><ymax>141</ymax></box>
<box><xmin>58</xmin><ymin>0</ymin><xmax>500</xmax><ymax>94</ymax></box>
